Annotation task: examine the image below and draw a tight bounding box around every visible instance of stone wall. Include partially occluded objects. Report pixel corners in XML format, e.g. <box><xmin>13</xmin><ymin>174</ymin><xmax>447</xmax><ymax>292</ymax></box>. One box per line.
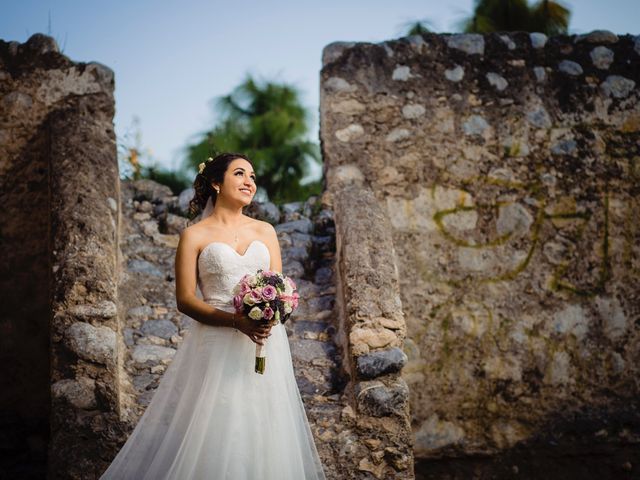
<box><xmin>0</xmin><ymin>35</ymin><xmax>52</xmax><ymax>477</ymax></box>
<box><xmin>0</xmin><ymin>34</ymin><xmax>122</xmax><ymax>479</ymax></box>
<box><xmin>320</xmin><ymin>31</ymin><xmax>640</xmax><ymax>476</ymax></box>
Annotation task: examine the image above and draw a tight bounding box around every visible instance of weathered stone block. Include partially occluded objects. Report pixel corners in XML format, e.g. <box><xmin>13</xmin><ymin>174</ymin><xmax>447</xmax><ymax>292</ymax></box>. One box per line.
<box><xmin>65</xmin><ymin>322</ymin><xmax>116</xmax><ymax>365</ymax></box>
<box><xmin>356</xmin><ymin>379</ymin><xmax>409</xmax><ymax>417</ymax></box>
<box><xmin>357</xmin><ymin>347</ymin><xmax>408</xmax><ymax>379</ymax></box>
<box><xmin>131</xmin><ymin>344</ymin><xmax>176</xmax><ymax>365</ymax></box>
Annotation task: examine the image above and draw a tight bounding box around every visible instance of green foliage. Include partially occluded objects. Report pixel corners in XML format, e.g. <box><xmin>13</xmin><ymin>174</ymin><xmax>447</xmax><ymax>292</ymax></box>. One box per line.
<box><xmin>529</xmin><ymin>0</ymin><xmax>571</xmax><ymax>34</ymax></box>
<box><xmin>406</xmin><ymin>22</ymin><xmax>431</xmax><ymax>36</ymax></box>
<box><xmin>140</xmin><ymin>165</ymin><xmax>191</xmax><ymax>195</ymax></box>
<box><xmin>183</xmin><ymin>73</ymin><xmax>322</xmax><ymax>205</ymax></box>
<box><xmin>398</xmin><ymin>18</ymin><xmax>435</xmax><ymax>36</ymax></box>
<box><xmin>117</xmin><ymin>116</ymin><xmax>190</xmax><ymax>194</ymax></box>
<box><xmin>459</xmin><ymin>0</ymin><xmax>570</xmax><ymax>34</ymax></box>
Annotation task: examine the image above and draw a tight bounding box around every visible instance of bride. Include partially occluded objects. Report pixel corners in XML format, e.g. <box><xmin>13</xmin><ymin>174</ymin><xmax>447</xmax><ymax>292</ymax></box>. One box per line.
<box><xmin>100</xmin><ymin>152</ymin><xmax>326</xmax><ymax>479</ymax></box>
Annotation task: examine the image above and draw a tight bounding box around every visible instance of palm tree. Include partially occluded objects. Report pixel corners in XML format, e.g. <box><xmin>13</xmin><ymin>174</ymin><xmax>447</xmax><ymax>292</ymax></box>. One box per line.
<box><xmin>398</xmin><ymin>18</ymin><xmax>435</xmax><ymax>36</ymax></box>
<box><xmin>530</xmin><ymin>0</ymin><xmax>570</xmax><ymax>35</ymax></box>
<box><xmin>184</xmin><ymin>73</ymin><xmax>322</xmax><ymax>204</ymax></box>
<box><xmin>459</xmin><ymin>0</ymin><xmax>570</xmax><ymax>35</ymax></box>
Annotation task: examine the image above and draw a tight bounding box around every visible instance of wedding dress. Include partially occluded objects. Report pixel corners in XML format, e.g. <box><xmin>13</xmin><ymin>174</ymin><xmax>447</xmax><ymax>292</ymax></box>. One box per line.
<box><xmin>100</xmin><ymin>238</ymin><xmax>326</xmax><ymax>479</ymax></box>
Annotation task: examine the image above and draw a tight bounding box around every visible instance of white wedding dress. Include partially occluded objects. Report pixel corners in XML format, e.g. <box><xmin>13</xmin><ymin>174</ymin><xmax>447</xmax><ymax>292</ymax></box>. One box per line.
<box><xmin>100</xmin><ymin>238</ymin><xmax>326</xmax><ymax>479</ymax></box>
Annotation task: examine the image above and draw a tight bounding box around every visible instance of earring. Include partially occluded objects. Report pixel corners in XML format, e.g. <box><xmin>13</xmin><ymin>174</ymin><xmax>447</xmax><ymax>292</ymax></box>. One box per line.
<box><xmin>214</xmin><ymin>188</ymin><xmax>220</xmax><ymax>194</ymax></box>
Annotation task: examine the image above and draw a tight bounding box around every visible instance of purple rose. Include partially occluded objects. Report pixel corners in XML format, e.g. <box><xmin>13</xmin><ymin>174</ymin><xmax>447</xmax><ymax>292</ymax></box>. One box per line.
<box><xmin>262</xmin><ymin>285</ymin><xmax>277</xmax><ymax>301</ymax></box>
<box><xmin>233</xmin><ymin>294</ymin><xmax>243</xmax><ymax>311</ymax></box>
<box><xmin>250</xmin><ymin>288</ymin><xmax>262</xmax><ymax>302</ymax></box>
<box><xmin>263</xmin><ymin>306</ymin><xmax>274</xmax><ymax>320</ymax></box>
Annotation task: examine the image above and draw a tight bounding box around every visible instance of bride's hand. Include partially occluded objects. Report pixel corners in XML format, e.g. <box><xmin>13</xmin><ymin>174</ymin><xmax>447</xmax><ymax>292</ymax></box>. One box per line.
<box><xmin>235</xmin><ymin>314</ymin><xmax>274</xmax><ymax>345</ymax></box>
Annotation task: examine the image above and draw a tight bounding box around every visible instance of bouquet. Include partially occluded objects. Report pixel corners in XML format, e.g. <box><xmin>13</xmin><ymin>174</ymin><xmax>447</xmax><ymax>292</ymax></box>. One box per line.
<box><xmin>232</xmin><ymin>269</ymin><xmax>299</xmax><ymax>374</ymax></box>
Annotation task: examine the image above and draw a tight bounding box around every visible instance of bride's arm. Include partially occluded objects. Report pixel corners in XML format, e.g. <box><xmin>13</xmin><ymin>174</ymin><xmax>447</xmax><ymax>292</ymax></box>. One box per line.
<box><xmin>174</xmin><ymin>227</ymin><xmax>236</xmax><ymax>328</ymax></box>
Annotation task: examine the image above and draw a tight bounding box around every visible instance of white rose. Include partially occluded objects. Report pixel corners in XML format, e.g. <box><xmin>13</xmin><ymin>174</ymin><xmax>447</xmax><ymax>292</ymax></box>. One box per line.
<box><xmin>248</xmin><ymin>306</ymin><xmax>263</xmax><ymax>320</ymax></box>
<box><xmin>284</xmin><ymin>281</ymin><xmax>293</xmax><ymax>295</ymax></box>
<box><xmin>243</xmin><ymin>293</ymin><xmax>255</xmax><ymax>306</ymax></box>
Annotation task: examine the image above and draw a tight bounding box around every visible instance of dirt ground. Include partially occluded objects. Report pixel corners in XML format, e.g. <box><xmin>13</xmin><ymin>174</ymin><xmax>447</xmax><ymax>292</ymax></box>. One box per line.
<box><xmin>415</xmin><ymin>443</ymin><xmax>638</xmax><ymax>480</ymax></box>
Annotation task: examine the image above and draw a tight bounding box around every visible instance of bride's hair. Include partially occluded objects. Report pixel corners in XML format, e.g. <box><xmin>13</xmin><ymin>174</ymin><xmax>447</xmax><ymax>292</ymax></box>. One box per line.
<box><xmin>188</xmin><ymin>152</ymin><xmax>254</xmax><ymax>218</ymax></box>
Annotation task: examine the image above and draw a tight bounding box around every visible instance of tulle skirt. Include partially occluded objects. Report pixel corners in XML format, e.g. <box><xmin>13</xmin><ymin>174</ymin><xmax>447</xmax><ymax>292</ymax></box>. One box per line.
<box><xmin>100</xmin><ymin>308</ymin><xmax>326</xmax><ymax>480</ymax></box>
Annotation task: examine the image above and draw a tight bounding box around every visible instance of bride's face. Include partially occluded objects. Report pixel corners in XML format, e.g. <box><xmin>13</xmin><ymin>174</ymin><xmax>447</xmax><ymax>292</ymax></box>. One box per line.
<box><xmin>216</xmin><ymin>158</ymin><xmax>256</xmax><ymax>205</ymax></box>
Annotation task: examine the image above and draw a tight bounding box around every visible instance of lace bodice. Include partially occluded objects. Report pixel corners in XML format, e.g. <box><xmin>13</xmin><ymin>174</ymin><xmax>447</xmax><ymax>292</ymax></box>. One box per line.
<box><xmin>197</xmin><ymin>239</ymin><xmax>271</xmax><ymax>313</ymax></box>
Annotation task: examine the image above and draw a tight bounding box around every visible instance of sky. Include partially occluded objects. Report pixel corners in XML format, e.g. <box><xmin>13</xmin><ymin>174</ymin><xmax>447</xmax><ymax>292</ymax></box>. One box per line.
<box><xmin>2</xmin><ymin>0</ymin><xmax>638</xmax><ymax>181</ymax></box>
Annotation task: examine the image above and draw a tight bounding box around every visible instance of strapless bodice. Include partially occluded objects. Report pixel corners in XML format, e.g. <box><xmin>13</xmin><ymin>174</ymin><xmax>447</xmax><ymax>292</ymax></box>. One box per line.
<box><xmin>197</xmin><ymin>239</ymin><xmax>271</xmax><ymax>313</ymax></box>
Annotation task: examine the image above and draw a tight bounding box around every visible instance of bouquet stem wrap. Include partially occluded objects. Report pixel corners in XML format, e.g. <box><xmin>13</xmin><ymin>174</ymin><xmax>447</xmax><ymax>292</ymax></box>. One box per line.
<box><xmin>255</xmin><ymin>343</ymin><xmax>266</xmax><ymax>374</ymax></box>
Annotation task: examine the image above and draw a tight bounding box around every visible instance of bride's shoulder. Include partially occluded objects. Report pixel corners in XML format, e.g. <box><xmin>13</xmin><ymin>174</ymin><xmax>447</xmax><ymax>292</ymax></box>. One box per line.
<box><xmin>179</xmin><ymin>222</ymin><xmax>209</xmax><ymax>247</ymax></box>
<box><xmin>181</xmin><ymin>221</ymin><xmax>203</xmax><ymax>237</ymax></box>
<box><xmin>249</xmin><ymin>219</ymin><xmax>279</xmax><ymax>249</ymax></box>
<box><xmin>247</xmin><ymin>217</ymin><xmax>276</xmax><ymax>235</ymax></box>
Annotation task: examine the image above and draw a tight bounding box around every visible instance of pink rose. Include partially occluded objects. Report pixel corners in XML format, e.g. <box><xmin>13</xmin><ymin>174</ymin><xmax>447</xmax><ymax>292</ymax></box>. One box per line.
<box><xmin>250</xmin><ymin>288</ymin><xmax>262</xmax><ymax>302</ymax></box>
<box><xmin>262</xmin><ymin>285</ymin><xmax>277</xmax><ymax>301</ymax></box>
<box><xmin>263</xmin><ymin>306</ymin><xmax>274</xmax><ymax>320</ymax></box>
<box><xmin>233</xmin><ymin>294</ymin><xmax>243</xmax><ymax>311</ymax></box>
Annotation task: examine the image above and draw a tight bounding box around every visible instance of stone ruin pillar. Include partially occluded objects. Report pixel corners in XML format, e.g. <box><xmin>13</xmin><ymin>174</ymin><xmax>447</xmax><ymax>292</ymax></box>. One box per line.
<box><xmin>0</xmin><ymin>33</ymin><xmax>123</xmax><ymax>479</ymax></box>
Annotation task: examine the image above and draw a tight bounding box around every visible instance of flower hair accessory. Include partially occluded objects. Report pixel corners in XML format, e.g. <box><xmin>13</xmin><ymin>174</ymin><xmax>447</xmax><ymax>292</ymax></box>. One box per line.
<box><xmin>198</xmin><ymin>157</ymin><xmax>214</xmax><ymax>174</ymax></box>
